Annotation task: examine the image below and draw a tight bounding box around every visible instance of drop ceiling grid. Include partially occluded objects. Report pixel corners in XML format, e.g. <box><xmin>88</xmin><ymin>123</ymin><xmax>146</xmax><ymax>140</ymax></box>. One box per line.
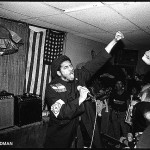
<box><xmin>109</xmin><ymin>2</ymin><xmax>150</xmax><ymax>27</ymax></box>
<box><xmin>37</xmin><ymin>14</ymin><xmax>106</xmax><ymax>34</ymax></box>
<box><xmin>43</xmin><ymin>2</ymin><xmax>103</xmax><ymax>10</ymax></box>
<box><xmin>0</xmin><ymin>2</ymin><xmax>61</xmax><ymax>18</ymax></box>
<box><xmin>66</xmin><ymin>5</ymin><xmax>139</xmax><ymax>33</ymax></box>
<box><xmin>0</xmin><ymin>7</ymin><xmax>30</xmax><ymax>21</ymax></box>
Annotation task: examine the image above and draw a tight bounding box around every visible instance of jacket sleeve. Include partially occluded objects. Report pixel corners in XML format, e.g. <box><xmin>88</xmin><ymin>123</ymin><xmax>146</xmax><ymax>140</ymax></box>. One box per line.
<box><xmin>77</xmin><ymin>49</ymin><xmax>111</xmax><ymax>82</ymax></box>
<box><xmin>45</xmin><ymin>84</ymin><xmax>85</xmax><ymax>120</ymax></box>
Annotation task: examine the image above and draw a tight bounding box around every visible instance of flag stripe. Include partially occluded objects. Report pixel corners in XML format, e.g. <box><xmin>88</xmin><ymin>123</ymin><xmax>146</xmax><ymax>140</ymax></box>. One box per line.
<box><xmin>25</xmin><ymin>30</ymin><xmax>34</xmax><ymax>92</ymax></box>
<box><xmin>41</xmin><ymin>65</ymin><xmax>51</xmax><ymax>106</ymax></box>
<box><xmin>27</xmin><ymin>32</ymin><xmax>37</xmax><ymax>93</ymax></box>
<box><xmin>39</xmin><ymin>64</ymin><xmax>45</xmax><ymax>98</ymax></box>
<box><xmin>36</xmin><ymin>30</ymin><xmax>46</xmax><ymax>95</ymax></box>
<box><xmin>47</xmin><ymin>66</ymin><xmax>51</xmax><ymax>83</ymax></box>
<box><xmin>23</xmin><ymin>29</ymin><xmax>30</xmax><ymax>93</ymax></box>
<box><xmin>32</xmin><ymin>32</ymin><xmax>42</xmax><ymax>94</ymax></box>
<box><xmin>30</xmin><ymin>32</ymin><xmax>40</xmax><ymax>93</ymax></box>
<box><xmin>33</xmin><ymin>36</ymin><xmax>42</xmax><ymax>94</ymax></box>
<box><xmin>42</xmin><ymin>65</ymin><xmax>48</xmax><ymax>102</ymax></box>
<box><xmin>33</xmin><ymin>31</ymin><xmax>44</xmax><ymax>94</ymax></box>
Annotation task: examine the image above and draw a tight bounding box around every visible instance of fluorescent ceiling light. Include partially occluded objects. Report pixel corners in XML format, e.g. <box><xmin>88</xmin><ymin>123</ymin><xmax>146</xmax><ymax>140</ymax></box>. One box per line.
<box><xmin>64</xmin><ymin>3</ymin><xmax>102</xmax><ymax>13</ymax></box>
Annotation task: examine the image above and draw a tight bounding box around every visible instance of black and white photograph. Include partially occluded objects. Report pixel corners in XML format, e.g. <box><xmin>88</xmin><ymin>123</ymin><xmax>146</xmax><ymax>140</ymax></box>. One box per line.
<box><xmin>0</xmin><ymin>2</ymin><xmax>150</xmax><ymax>148</ymax></box>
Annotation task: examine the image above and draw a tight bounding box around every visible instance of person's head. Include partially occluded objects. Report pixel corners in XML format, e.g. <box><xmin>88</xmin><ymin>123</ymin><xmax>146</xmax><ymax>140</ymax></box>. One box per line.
<box><xmin>115</xmin><ymin>80</ymin><xmax>125</xmax><ymax>91</ymax></box>
<box><xmin>139</xmin><ymin>84</ymin><xmax>150</xmax><ymax>102</ymax></box>
<box><xmin>132</xmin><ymin>87</ymin><xmax>138</xmax><ymax>95</ymax></box>
<box><xmin>142</xmin><ymin>50</ymin><xmax>150</xmax><ymax>65</ymax></box>
<box><xmin>51</xmin><ymin>55</ymin><xmax>74</xmax><ymax>81</ymax></box>
<box><xmin>131</xmin><ymin>85</ymin><xmax>141</xmax><ymax>96</ymax></box>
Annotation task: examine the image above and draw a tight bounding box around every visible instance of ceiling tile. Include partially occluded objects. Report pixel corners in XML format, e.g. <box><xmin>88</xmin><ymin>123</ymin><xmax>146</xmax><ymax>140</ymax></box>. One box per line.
<box><xmin>86</xmin><ymin>32</ymin><xmax>114</xmax><ymax>43</ymax></box>
<box><xmin>109</xmin><ymin>2</ymin><xmax>150</xmax><ymax>26</ymax></box>
<box><xmin>43</xmin><ymin>2</ymin><xmax>103</xmax><ymax>11</ymax></box>
<box><xmin>0</xmin><ymin>2</ymin><xmax>61</xmax><ymax>18</ymax></box>
<box><xmin>36</xmin><ymin>14</ymin><xmax>105</xmax><ymax>34</ymax></box>
<box><xmin>66</xmin><ymin>5</ymin><xmax>139</xmax><ymax>32</ymax></box>
<box><xmin>0</xmin><ymin>7</ymin><xmax>29</xmax><ymax>21</ymax></box>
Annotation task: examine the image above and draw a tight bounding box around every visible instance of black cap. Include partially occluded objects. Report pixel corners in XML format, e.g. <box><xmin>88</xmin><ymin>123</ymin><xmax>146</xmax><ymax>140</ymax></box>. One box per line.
<box><xmin>51</xmin><ymin>55</ymin><xmax>71</xmax><ymax>79</ymax></box>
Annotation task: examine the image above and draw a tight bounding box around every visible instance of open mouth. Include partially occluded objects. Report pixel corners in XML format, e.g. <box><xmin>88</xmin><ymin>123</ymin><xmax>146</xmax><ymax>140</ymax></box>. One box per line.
<box><xmin>146</xmin><ymin>54</ymin><xmax>150</xmax><ymax>60</ymax></box>
<box><xmin>70</xmin><ymin>71</ymin><xmax>74</xmax><ymax>75</ymax></box>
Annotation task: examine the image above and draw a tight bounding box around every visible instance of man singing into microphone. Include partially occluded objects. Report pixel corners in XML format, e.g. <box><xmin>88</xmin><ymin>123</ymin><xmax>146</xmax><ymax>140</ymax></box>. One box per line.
<box><xmin>43</xmin><ymin>31</ymin><xmax>124</xmax><ymax>148</ymax></box>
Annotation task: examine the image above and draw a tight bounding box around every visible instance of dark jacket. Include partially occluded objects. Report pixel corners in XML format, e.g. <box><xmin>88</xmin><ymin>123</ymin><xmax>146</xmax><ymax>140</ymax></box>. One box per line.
<box><xmin>132</xmin><ymin>101</ymin><xmax>150</xmax><ymax>134</ymax></box>
<box><xmin>44</xmin><ymin>49</ymin><xmax>111</xmax><ymax>148</ymax></box>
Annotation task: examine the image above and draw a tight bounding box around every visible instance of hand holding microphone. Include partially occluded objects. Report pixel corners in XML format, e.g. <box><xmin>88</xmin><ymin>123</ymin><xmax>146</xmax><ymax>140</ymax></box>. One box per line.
<box><xmin>77</xmin><ymin>85</ymin><xmax>93</xmax><ymax>105</ymax></box>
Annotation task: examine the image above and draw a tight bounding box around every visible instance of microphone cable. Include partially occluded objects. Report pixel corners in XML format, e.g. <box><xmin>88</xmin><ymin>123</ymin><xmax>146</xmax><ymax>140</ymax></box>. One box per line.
<box><xmin>89</xmin><ymin>98</ymin><xmax>98</xmax><ymax>149</ymax></box>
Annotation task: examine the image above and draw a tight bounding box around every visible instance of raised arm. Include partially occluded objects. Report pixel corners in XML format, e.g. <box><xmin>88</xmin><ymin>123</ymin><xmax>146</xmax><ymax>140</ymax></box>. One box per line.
<box><xmin>80</xmin><ymin>31</ymin><xmax>124</xmax><ymax>80</ymax></box>
<box><xmin>105</xmin><ymin>31</ymin><xmax>124</xmax><ymax>54</ymax></box>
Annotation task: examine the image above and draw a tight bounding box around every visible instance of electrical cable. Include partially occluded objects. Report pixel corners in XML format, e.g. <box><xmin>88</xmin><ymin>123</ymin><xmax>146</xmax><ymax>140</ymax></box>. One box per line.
<box><xmin>89</xmin><ymin>98</ymin><xmax>98</xmax><ymax>149</ymax></box>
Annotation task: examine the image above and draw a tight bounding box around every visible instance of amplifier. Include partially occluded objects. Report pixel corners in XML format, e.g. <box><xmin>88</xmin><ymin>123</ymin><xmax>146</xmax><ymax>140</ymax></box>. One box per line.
<box><xmin>0</xmin><ymin>96</ymin><xmax>14</xmax><ymax>130</ymax></box>
<box><xmin>14</xmin><ymin>95</ymin><xmax>42</xmax><ymax>127</ymax></box>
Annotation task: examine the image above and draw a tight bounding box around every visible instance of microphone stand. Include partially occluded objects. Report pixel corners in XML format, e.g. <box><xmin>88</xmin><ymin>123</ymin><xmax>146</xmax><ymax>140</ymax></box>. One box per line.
<box><xmin>88</xmin><ymin>92</ymin><xmax>110</xmax><ymax>148</ymax></box>
<box><xmin>89</xmin><ymin>96</ymin><xmax>97</xmax><ymax>149</ymax></box>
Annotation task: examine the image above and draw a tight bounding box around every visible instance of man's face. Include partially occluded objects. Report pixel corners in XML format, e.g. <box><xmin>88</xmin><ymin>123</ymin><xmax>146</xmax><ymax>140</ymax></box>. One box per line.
<box><xmin>57</xmin><ymin>60</ymin><xmax>74</xmax><ymax>82</ymax></box>
<box><xmin>139</xmin><ymin>84</ymin><xmax>150</xmax><ymax>101</ymax></box>
<box><xmin>142</xmin><ymin>50</ymin><xmax>150</xmax><ymax>65</ymax></box>
<box><xmin>115</xmin><ymin>81</ymin><xmax>124</xmax><ymax>90</ymax></box>
<box><xmin>132</xmin><ymin>87</ymin><xmax>137</xmax><ymax>95</ymax></box>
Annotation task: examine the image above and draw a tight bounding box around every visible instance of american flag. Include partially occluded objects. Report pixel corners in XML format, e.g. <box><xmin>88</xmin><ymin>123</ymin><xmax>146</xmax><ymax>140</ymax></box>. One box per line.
<box><xmin>24</xmin><ymin>25</ymin><xmax>65</xmax><ymax>109</ymax></box>
<box><xmin>43</xmin><ymin>29</ymin><xmax>64</xmax><ymax>65</ymax></box>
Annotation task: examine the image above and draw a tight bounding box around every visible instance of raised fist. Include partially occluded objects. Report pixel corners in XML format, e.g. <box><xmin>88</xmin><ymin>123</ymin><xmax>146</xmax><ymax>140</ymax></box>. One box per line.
<box><xmin>115</xmin><ymin>31</ymin><xmax>124</xmax><ymax>41</ymax></box>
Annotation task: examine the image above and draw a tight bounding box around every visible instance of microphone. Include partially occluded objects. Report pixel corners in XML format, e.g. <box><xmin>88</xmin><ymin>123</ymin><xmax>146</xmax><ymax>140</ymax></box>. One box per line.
<box><xmin>87</xmin><ymin>92</ymin><xmax>95</xmax><ymax>99</ymax></box>
<box><xmin>77</xmin><ymin>86</ymin><xmax>95</xmax><ymax>100</ymax></box>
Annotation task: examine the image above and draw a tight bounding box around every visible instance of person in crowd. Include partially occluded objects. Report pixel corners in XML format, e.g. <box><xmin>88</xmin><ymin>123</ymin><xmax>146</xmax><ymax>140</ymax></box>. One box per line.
<box><xmin>109</xmin><ymin>79</ymin><xmax>130</xmax><ymax>140</ymax></box>
<box><xmin>142</xmin><ymin>49</ymin><xmax>150</xmax><ymax>65</ymax></box>
<box><xmin>142</xmin><ymin>70</ymin><xmax>150</xmax><ymax>85</ymax></box>
<box><xmin>43</xmin><ymin>31</ymin><xmax>124</xmax><ymax>148</ymax></box>
<box><xmin>125</xmin><ymin>84</ymin><xmax>141</xmax><ymax>127</ymax></box>
<box><xmin>136</xmin><ymin>124</ymin><xmax>150</xmax><ymax>148</ymax></box>
<box><xmin>131</xmin><ymin>84</ymin><xmax>150</xmax><ymax>147</ymax></box>
<box><xmin>130</xmin><ymin>79</ymin><xmax>141</xmax><ymax>103</ymax></box>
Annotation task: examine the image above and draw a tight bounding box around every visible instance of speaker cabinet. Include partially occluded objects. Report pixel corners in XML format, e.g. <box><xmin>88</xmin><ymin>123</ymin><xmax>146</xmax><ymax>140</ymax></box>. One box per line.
<box><xmin>0</xmin><ymin>97</ymin><xmax>14</xmax><ymax>130</ymax></box>
<box><xmin>14</xmin><ymin>95</ymin><xmax>42</xmax><ymax>127</ymax></box>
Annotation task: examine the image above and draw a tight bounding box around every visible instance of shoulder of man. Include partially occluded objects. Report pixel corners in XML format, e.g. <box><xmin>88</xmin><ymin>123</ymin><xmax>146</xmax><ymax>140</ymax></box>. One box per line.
<box><xmin>50</xmin><ymin>83</ymin><xmax>67</xmax><ymax>93</ymax></box>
